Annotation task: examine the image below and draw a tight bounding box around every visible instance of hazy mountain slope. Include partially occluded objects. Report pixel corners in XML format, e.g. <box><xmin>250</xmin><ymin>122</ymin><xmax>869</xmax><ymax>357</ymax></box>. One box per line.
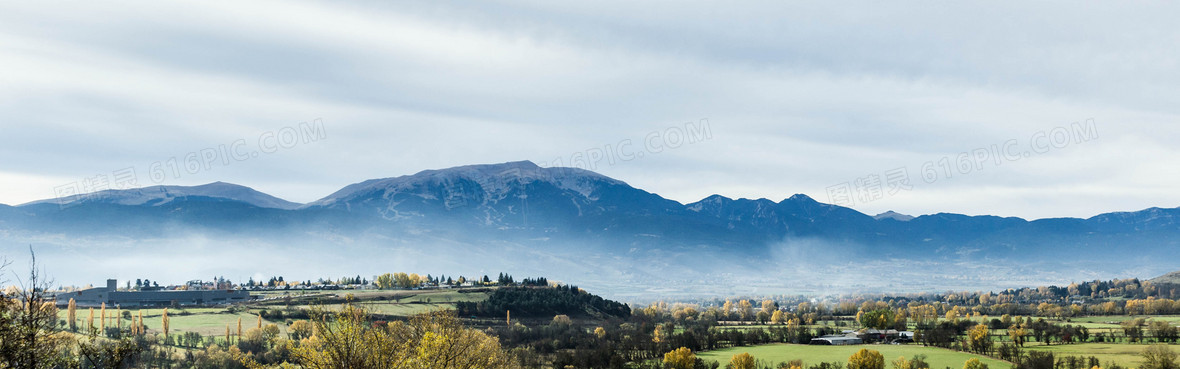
<box><xmin>19</xmin><ymin>182</ymin><xmax>300</xmax><ymax>210</ymax></box>
<box><xmin>3</xmin><ymin>160</ymin><xmax>1179</xmax><ymax>295</ymax></box>
<box><xmin>1149</xmin><ymin>270</ymin><xmax>1180</xmax><ymax>284</ymax></box>
<box><xmin>5</xmin><ymin>161</ymin><xmax>1178</xmax><ymax>258</ymax></box>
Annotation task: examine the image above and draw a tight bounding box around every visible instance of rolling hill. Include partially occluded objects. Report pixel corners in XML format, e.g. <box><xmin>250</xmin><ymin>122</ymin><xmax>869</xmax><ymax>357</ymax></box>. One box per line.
<box><xmin>1149</xmin><ymin>270</ymin><xmax>1180</xmax><ymax>285</ymax></box>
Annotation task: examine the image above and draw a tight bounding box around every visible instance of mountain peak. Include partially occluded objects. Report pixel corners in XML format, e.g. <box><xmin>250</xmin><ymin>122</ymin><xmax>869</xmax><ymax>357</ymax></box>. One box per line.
<box><xmin>701</xmin><ymin>194</ymin><xmax>733</xmax><ymax>202</ymax></box>
<box><xmin>307</xmin><ymin>161</ymin><xmax>628</xmax><ymax>209</ymax></box>
<box><xmin>415</xmin><ymin>160</ymin><xmax>540</xmax><ymax>176</ymax></box>
<box><xmin>783</xmin><ymin>194</ymin><xmax>817</xmax><ymax>203</ymax></box>
<box><xmin>874</xmin><ymin>210</ymin><xmax>915</xmax><ymax>221</ymax></box>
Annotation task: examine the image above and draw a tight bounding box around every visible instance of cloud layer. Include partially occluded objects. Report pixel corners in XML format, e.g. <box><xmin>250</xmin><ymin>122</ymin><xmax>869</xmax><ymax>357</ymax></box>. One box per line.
<box><xmin>1</xmin><ymin>1</ymin><xmax>1178</xmax><ymax>219</ymax></box>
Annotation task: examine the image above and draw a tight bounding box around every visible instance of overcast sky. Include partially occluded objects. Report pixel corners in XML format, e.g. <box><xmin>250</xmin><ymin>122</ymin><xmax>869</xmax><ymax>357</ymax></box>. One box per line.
<box><xmin>1</xmin><ymin>1</ymin><xmax>1178</xmax><ymax>220</ymax></box>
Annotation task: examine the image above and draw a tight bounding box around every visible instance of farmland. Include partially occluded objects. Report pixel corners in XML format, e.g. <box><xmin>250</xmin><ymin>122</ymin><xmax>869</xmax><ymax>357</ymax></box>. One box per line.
<box><xmin>58</xmin><ymin>288</ymin><xmax>488</xmax><ymax>339</ymax></box>
<box><xmin>696</xmin><ymin>343</ymin><xmax>1010</xmax><ymax>369</ymax></box>
<box><xmin>1022</xmin><ymin>343</ymin><xmax>1162</xmax><ymax>368</ymax></box>
<box><xmin>35</xmin><ymin>273</ymin><xmax>1180</xmax><ymax>369</ymax></box>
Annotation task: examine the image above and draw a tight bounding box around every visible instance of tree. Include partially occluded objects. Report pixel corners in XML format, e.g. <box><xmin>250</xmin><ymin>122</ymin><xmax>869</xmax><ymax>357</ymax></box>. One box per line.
<box><xmin>131</xmin><ymin>310</ymin><xmax>143</xmax><ymax>336</ymax></box>
<box><xmin>1149</xmin><ymin>320</ymin><xmax>1178</xmax><ymax>343</ymax></box>
<box><xmin>738</xmin><ymin>300</ymin><xmax>755</xmax><ymax>321</ymax></box>
<box><xmin>729</xmin><ymin>352</ymin><xmax>756</xmax><ymax>369</ymax></box>
<box><xmin>892</xmin><ymin>356</ymin><xmax>913</xmax><ymax>369</ymax></box>
<box><xmin>756</xmin><ymin>311</ymin><xmax>770</xmax><ymax>325</ymax></box>
<box><xmin>278</xmin><ymin>305</ymin><xmax>518</xmax><ymax>369</ymax></box>
<box><xmin>262</xmin><ymin>323</ymin><xmax>281</xmax><ymax>342</ymax></box>
<box><xmin>412</xmin><ymin>310</ymin><xmax>518</xmax><ymax>368</ymax></box>
<box><xmin>67</xmin><ymin>298</ymin><xmax>77</xmax><ymax>332</ymax></box>
<box><xmin>848</xmin><ymin>348</ymin><xmax>885</xmax><ymax>369</ymax></box>
<box><xmin>771</xmin><ymin>310</ymin><xmax>786</xmax><ymax>325</ymax></box>
<box><xmin>1142</xmin><ymin>344</ymin><xmax>1178</xmax><ymax>369</ymax></box>
<box><xmin>664</xmin><ymin>347</ymin><xmax>696</xmax><ymax>369</ymax></box>
<box><xmin>552</xmin><ymin>314</ymin><xmax>572</xmax><ymax>326</ymax></box>
<box><xmin>963</xmin><ymin>358</ymin><xmax>989</xmax><ymax>369</ymax></box>
<box><xmin>162</xmin><ymin>308</ymin><xmax>170</xmax><ymax>338</ymax></box>
<box><xmin>375</xmin><ymin>273</ymin><xmax>395</xmax><ymax>290</ymax></box>
<box><xmin>0</xmin><ymin>249</ymin><xmax>74</xmax><ymax>368</ymax></box>
<box><xmin>1009</xmin><ymin>325</ymin><xmax>1028</xmax><ymax>347</ymax></box>
<box><xmin>910</xmin><ymin>355</ymin><xmax>931</xmax><ymax>369</ymax></box>
<box><xmin>77</xmin><ymin>335</ymin><xmax>141</xmax><ymax>369</ymax></box>
<box><xmin>761</xmin><ymin>300</ymin><xmax>777</xmax><ymax>316</ymax></box>
<box><xmin>860</xmin><ymin>309</ymin><xmax>896</xmax><ymax>330</ymax></box>
<box><xmin>967</xmin><ymin>324</ymin><xmax>992</xmax><ymax>354</ymax></box>
<box><xmin>288</xmin><ymin>320</ymin><xmax>313</xmax><ymax>340</ymax></box>
<box><xmin>292</xmin><ymin>304</ymin><xmax>406</xmax><ymax>368</ymax></box>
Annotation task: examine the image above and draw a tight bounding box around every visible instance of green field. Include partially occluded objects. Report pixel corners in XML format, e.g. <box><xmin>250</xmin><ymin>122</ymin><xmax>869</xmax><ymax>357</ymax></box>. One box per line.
<box><xmin>61</xmin><ymin>308</ymin><xmax>287</xmax><ymax>337</ymax></box>
<box><xmin>1022</xmin><ymin>343</ymin><xmax>1175</xmax><ymax>368</ymax></box>
<box><xmin>696</xmin><ymin>344</ymin><xmax>1009</xmax><ymax>369</ymax></box>
<box><xmin>58</xmin><ymin>289</ymin><xmax>487</xmax><ymax>339</ymax></box>
<box><xmin>1046</xmin><ymin>316</ymin><xmax>1180</xmax><ymax>334</ymax></box>
<box><xmin>1067</xmin><ymin>316</ymin><xmax>1180</xmax><ymax>325</ymax></box>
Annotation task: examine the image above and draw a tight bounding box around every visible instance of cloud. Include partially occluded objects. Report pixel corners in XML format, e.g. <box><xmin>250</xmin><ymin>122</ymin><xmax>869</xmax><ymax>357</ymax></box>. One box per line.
<box><xmin>0</xmin><ymin>1</ymin><xmax>1177</xmax><ymax>219</ymax></box>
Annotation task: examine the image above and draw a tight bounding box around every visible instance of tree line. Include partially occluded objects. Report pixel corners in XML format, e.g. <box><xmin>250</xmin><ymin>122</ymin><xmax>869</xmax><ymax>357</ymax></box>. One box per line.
<box><xmin>457</xmin><ymin>285</ymin><xmax>631</xmax><ymax>319</ymax></box>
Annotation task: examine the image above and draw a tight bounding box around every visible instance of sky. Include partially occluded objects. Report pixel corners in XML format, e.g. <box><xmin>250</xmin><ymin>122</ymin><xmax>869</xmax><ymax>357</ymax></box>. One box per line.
<box><xmin>1</xmin><ymin>1</ymin><xmax>1178</xmax><ymax>220</ymax></box>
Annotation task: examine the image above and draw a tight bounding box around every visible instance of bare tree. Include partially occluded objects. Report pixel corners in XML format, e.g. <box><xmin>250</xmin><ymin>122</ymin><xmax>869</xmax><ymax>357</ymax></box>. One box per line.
<box><xmin>0</xmin><ymin>246</ymin><xmax>74</xmax><ymax>368</ymax></box>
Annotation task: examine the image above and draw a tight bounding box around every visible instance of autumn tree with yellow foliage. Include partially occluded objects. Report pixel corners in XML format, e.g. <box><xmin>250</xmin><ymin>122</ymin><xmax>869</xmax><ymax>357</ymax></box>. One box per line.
<box><xmin>771</xmin><ymin>310</ymin><xmax>785</xmax><ymax>324</ymax></box>
<box><xmin>848</xmin><ymin>348</ymin><xmax>885</xmax><ymax>369</ymax></box>
<box><xmin>966</xmin><ymin>324</ymin><xmax>991</xmax><ymax>354</ymax></box>
<box><xmin>1008</xmin><ymin>325</ymin><xmax>1027</xmax><ymax>347</ymax></box>
<box><xmin>729</xmin><ymin>352</ymin><xmax>756</xmax><ymax>369</ymax></box>
<box><xmin>892</xmin><ymin>356</ymin><xmax>913</xmax><ymax>369</ymax></box>
<box><xmin>663</xmin><ymin>347</ymin><xmax>696</xmax><ymax>369</ymax></box>
<box><xmin>67</xmin><ymin>298</ymin><xmax>77</xmax><ymax>332</ymax></box>
<box><xmin>241</xmin><ymin>304</ymin><xmax>518</xmax><ymax>369</ymax></box>
<box><xmin>963</xmin><ymin>358</ymin><xmax>989</xmax><ymax>369</ymax></box>
<box><xmin>162</xmin><ymin>308</ymin><xmax>170</xmax><ymax>338</ymax></box>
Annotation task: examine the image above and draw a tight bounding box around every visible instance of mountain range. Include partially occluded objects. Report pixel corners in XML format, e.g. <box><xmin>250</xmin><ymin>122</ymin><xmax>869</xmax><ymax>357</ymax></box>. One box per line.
<box><xmin>1</xmin><ymin>160</ymin><xmax>1176</xmax><ymax>296</ymax></box>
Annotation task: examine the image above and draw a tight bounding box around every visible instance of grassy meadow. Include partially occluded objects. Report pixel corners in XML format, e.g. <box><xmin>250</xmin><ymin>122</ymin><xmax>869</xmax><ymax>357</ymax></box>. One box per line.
<box><xmin>696</xmin><ymin>343</ymin><xmax>1010</xmax><ymax>369</ymax></box>
<box><xmin>1022</xmin><ymin>343</ymin><xmax>1175</xmax><ymax>368</ymax></box>
<box><xmin>57</xmin><ymin>288</ymin><xmax>484</xmax><ymax>339</ymax></box>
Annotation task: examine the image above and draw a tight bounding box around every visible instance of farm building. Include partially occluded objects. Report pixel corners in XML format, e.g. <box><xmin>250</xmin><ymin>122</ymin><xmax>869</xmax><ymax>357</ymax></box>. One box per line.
<box><xmin>55</xmin><ymin>279</ymin><xmax>251</xmax><ymax>307</ymax></box>
<box><xmin>810</xmin><ymin>335</ymin><xmax>863</xmax><ymax>345</ymax></box>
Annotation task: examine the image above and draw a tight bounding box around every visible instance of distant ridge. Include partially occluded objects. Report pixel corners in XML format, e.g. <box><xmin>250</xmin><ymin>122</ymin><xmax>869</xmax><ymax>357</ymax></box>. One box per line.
<box><xmin>1149</xmin><ymin>270</ymin><xmax>1180</xmax><ymax>284</ymax></box>
<box><xmin>18</xmin><ymin>181</ymin><xmax>300</xmax><ymax>210</ymax></box>
<box><xmin>4</xmin><ymin>160</ymin><xmax>1180</xmax><ymax>295</ymax></box>
<box><xmin>4</xmin><ymin>160</ymin><xmax>1180</xmax><ymax>263</ymax></box>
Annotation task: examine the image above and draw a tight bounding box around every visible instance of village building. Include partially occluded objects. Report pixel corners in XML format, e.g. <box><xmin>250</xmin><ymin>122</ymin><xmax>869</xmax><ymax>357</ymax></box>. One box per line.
<box><xmin>809</xmin><ymin>334</ymin><xmax>863</xmax><ymax>345</ymax></box>
<box><xmin>55</xmin><ymin>279</ymin><xmax>251</xmax><ymax>307</ymax></box>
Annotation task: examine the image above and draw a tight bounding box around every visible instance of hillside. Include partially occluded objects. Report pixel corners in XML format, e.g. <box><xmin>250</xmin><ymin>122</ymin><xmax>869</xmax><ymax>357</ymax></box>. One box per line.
<box><xmin>456</xmin><ymin>285</ymin><xmax>630</xmax><ymax>319</ymax></box>
<box><xmin>1149</xmin><ymin>270</ymin><xmax>1180</xmax><ymax>284</ymax></box>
